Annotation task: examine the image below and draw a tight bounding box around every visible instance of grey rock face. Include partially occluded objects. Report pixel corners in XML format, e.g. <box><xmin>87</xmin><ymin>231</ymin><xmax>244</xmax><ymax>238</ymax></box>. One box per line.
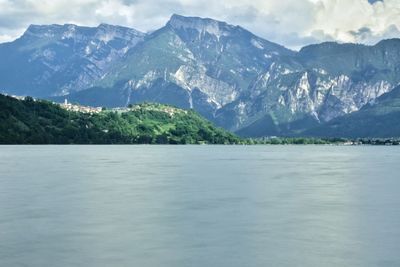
<box><xmin>0</xmin><ymin>23</ymin><xmax>144</xmax><ymax>96</ymax></box>
<box><xmin>1</xmin><ymin>15</ymin><xmax>400</xmax><ymax>136</ymax></box>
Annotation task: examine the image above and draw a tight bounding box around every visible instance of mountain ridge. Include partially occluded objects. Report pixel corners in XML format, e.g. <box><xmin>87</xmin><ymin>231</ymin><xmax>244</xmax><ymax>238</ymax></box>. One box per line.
<box><xmin>1</xmin><ymin>15</ymin><xmax>400</xmax><ymax>137</ymax></box>
<box><xmin>0</xmin><ymin>22</ymin><xmax>145</xmax><ymax>97</ymax></box>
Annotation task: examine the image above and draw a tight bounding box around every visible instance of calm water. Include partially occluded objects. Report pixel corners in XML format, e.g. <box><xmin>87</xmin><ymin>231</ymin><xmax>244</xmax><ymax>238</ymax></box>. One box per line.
<box><xmin>0</xmin><ymin>146</ymin><xmax>399</xmax><ymax>267</ymax></box>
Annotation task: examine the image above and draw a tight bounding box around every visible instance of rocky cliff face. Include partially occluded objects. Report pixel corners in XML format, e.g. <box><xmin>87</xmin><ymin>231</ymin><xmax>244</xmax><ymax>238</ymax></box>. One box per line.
<box><xmin>218</xmin><ymin>39</ymin><xmax>400</xmax><ymax>134</ymax></box>
<box><xmin>303</xmin><ymin>85</ymin><xmax>400</xmax><ymax>138</ymax></box>
<box><xmin>1</xmin><ymin>15</ymin><xmax>400</xmax><ymax>136</ymax></box>
<box><xmin>92</xmin><ymin>14</ymin><xmax>294</xmax><ymax>121</ymax></box>
<box><xmin>0</xmin><ymin>23</ymin><xmax>144</xmax><ymax>97</ymax></box>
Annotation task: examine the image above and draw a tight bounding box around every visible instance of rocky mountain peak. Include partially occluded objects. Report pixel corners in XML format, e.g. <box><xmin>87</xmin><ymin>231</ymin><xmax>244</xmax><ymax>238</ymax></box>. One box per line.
<box><xmin>2</xmin><ymin>16</ymin><xmax>400</xmax><ymax>137</ymax></box>
<box><xmin>167</xmin><ymin>14</ymin><xmax>235</xmax><ymax>38</ymax></box>
<box><xmin>23</xmin><ymin>23</ymin><xmax>144</xmax><ymax>42</ymax></box>
<box><xmin>97</xmin><ymin>23</ymin><xmax>144</xmax><ymax>36</ymax></box>
<box><xmin>24</xmin><ymin>24</ymin><xmax>69</xmax><ymax>37</ymax></box>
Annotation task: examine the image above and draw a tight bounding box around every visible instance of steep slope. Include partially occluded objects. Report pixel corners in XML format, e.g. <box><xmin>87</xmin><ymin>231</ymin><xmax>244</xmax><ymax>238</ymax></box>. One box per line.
<box><xmin>303</xmin><ymin>85</ymin><xmax>400</xmax><ymax>138</ymax></box>
<box><xmin>0</xmin><ymin>23</ymin><xmax>144</xmax><ymax>97</ymax></box>
<box><xmin>63</xmin><ymin>17</ymin><xmax>400</xmax><ymax>136</ymax></box>
<box><xmin>222</xmin><ymin>39</ymin><xmax>400</xmax><ymax>135</ymax></box>
<box><xmin>0</xmin><ymin>94</ymin><xmax>240</xmax><ymax>144</ymax></box>
<box><xmin>63</xmin><ymin>14</ymin><xmax>295</xmax><ymax>120</ymax></box>
<box><xmin>2</xmin><ymin>16</ymin><xmax>400</xmax><ymax>138</ymax></box>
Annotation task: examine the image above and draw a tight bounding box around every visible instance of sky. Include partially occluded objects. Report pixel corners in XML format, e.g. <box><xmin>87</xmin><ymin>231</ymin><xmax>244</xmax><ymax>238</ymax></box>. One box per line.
<box><xmin>0</xmin><ymin>0</ymin><xmax>399</xmax><ymax>49</ymax></box>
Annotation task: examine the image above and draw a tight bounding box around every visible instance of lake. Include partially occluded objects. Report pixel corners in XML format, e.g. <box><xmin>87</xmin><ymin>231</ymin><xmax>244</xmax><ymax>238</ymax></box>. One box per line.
<box><xmin>0</xmin><ymin>146</ymin><xmax>399</xmax><ymax>266</ymax></box>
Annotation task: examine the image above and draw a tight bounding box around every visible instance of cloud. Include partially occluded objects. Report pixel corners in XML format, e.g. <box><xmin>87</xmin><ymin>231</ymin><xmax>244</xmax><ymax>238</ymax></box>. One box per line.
<box><xmin>0</xmin><ymin>0</ymin><xmax>399</xmax><ymax>49</ymax></box>
<box><xmin>306</xmin><ymin>0</ymin><xmax>400</xmax><ymax>45</ymax></box>
<box><xmin>349</xmin><ymin>24</ymin><xmax>400</xmax><ymax>44</ymax></box>
<box><xmin>349</xmin><ymin>27</ymin><xmax>374</xmax><ymax>42</ymax></box>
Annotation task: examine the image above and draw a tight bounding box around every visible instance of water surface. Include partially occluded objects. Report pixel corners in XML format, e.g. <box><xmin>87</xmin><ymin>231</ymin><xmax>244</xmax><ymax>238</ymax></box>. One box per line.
<box><xmin>0</xmin><ymin>146</ymin><xmax>399</xmax><ymax>266</ymax></box>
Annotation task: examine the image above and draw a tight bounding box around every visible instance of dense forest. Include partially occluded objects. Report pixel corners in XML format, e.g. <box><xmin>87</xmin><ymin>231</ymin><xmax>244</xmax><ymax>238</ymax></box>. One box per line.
<box><xmin>2</xmin><ymin>94</ymin><xmax>398</xmax><ymax>145</ymax></box>
<box><xmin>0</xmin><ymin>94</ymin><xmax>241</xmax><ymax>144</ymax></box>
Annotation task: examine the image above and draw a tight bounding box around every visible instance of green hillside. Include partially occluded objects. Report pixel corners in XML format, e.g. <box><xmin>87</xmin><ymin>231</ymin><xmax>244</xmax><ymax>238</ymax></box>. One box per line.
<box><xmin>0</xmin><ymin>94</ymin><xmax>241</xmax><ymax>144</ymax></box>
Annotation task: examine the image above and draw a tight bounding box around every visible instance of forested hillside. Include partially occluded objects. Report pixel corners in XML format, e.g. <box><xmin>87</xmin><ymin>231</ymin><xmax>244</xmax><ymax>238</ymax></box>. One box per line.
<box><xmin>0</xmin><ymin>94</ymin><xmax>240</xmax><ymax>144</ymax></box>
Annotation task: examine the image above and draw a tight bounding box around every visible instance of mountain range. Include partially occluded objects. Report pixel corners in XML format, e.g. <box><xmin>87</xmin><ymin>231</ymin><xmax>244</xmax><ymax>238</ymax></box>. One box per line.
<box><xmin>1</xmin><ymin>14</ymin><xmax>400</xmax><ymax>138</ymax></box>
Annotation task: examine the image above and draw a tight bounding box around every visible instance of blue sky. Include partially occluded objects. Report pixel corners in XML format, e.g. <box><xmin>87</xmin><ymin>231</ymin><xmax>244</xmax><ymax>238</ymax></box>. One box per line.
<box><xmin>0</xmin><ymin>0</ymin><xmax>399</xmax><ymax>49</ymax></box>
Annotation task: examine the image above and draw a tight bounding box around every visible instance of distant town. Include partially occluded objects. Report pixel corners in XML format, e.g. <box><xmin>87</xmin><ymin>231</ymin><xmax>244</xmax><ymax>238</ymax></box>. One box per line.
<box><xmin>61</xmin><ymin>99</ymin><xmax>103</xmax><ymax>114</ymax></box>
<box><xmin>3</xmin><ymin>93</ymin><xmax>187</xmax><ymax>117</ymax></box>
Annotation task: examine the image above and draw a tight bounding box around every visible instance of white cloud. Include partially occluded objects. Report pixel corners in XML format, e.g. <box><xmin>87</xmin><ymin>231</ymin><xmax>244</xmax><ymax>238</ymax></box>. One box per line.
<box><xmin>308</xmin><ymin>0</ymin><xmax>400</xmax><ymax>44</ymax></box>
<box><xmin>0</xmin><ymin>34</ymin><xmax>14</xmax><ymax>43</ymax></box>
<box><xmin>0</xmin><ymin>0</ymin><xmax>399</xmax><ymax>49</ymax></box>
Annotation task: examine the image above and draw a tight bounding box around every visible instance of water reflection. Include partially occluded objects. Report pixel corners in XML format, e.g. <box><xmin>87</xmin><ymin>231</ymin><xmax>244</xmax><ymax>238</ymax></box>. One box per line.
<box><xmin>0</xmin><ymin>146</ymin><xmax>399</xmax><ymax>266</ymax></box>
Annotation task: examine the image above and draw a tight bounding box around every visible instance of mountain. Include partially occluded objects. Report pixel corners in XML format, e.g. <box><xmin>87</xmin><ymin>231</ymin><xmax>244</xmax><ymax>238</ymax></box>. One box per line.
<box><xmin>0</xmin><ymin>23</ymin><xmax>144</xmax><ymax>97</ymax></box>
<box><xmin>61</xmin><ymin>14</ymin><xmax>294</xmax><ymax>119</ymax></box>
<box><xmin>303</xmin><ymin>85</ymin><xmax>400</xmax><ymax>138</ymax></box>
<box><xmin>224</xmin><ymin>40</ymin><xmax>400</xmax><ymax>136</ymax></box>
<box><xmin>0</xmin><ymin>94</ymin><xmax>241</xmax><ymax>144</ymax></box>
<box><xmin>1</xmin><ymin>15</ymin><xmax>400</xmax><ymax>137</ymax></box>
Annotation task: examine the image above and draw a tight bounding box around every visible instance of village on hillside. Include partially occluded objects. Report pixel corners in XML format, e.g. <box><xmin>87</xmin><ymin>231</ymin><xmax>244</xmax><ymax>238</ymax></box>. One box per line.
<box><xmin>60</xmin><ymin>99</ymin><xmax>103</xmax><ymax>114</ymax></box>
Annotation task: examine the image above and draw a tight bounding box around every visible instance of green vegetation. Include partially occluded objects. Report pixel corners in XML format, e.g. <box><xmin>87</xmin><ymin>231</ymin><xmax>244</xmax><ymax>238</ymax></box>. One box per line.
<box><xmin>0</xmin><ymin>95</ymin><xmax>240</xmax><ymax>144</ymax></box>
<box><xmin>2</xmin><ymin>94</ymin><xmax>398</xmax><ymax>145</ymax></box>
